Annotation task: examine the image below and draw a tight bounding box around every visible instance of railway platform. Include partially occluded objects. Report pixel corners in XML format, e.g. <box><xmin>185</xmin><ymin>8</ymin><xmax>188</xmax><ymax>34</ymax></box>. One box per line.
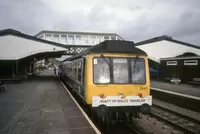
<box><xmin>0</xmin><ymin>70</ymin><xmax>98</xmax><ymax>134</ymax></box>
<box><xmin>151</xmin><ymin>80</ymin><xmax>200</xmax><ymax>98</ymax></box>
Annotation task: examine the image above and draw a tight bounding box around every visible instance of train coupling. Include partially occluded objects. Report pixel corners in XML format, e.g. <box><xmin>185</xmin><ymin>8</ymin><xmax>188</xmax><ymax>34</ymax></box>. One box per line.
<box><xmin>140</xmin><ymin>103</ymin><xmax>151</xmax><ymax>115</ymax></box>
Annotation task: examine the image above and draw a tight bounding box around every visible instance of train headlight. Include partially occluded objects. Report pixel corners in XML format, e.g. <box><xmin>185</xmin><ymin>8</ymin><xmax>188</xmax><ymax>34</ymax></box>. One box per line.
<box><xmin>137</xmin><ymin>93</ymin><xmax>142</xmax><ymax>98</ymax></box>
<box><xmin>100</xmin><ymin>93</ymin><xmax>106</xmax><ymax>99</ymax></box>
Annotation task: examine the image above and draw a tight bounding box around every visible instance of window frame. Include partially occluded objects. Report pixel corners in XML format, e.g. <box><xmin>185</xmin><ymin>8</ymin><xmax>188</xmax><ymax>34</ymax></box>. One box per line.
<box><xmin>92</xmin><ymin>57</ymin><xmax>146</xmax><ymax>85</ymax></box>
<box><xmin>67</xmin><ymin>35</ymin><xmax>74</xmax><ymax>44</ymax></box>
<box><xmin>111</xmin><ymin>36</ymin><xmax>116</xmax><ymax>40</ymax></box>
<box><xmin>131</xmin><ymin>58</ymin><xmax>146</xmax><ymax>84</ymax></box>
<box><xmin>167</xmin><ymin>61</ymin><xmax>177</xmax><ymax>66</ymax></box>
<box><xmin>112</xmin><ymin>58</ymin><xmax>129</xmax><ymax>84</ymax></box>
<box><xmin>53</xmin><ymin>34</ymin><xmax>59</xmax><ymax>42</ymax></box>
<box><xmin>77</xmin><ymin>60</ymin><xmax>82</xmax><ymax>82</ymax></box>
<box><xmin>104</xmin><ymin>36</ymin><xmax>110</xmax><ymax>40</ymax></box>
<box><xmin>184</xmin><ymin>60</ymin><xmax>198</xmax><ymax>65</ymax></box>
<box><xmin>60</xmin><ymin>35</ymin><xmax>67</xmax><ymax>44</ymax></box>
<box><xmin>93</xmin><ymin>57</ymin><xmax>111</xmax><ymax>84</ymax></box>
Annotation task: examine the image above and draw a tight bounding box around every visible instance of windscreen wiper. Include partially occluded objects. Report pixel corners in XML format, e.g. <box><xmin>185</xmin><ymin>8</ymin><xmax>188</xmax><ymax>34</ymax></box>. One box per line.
<box><xmin>100</xmin><ymin>54</ymin><xmax>110</xmax><ymax>67</ymax></box>
<box><xmin>133</xmin><ymin>55</ymin><xmax>139</xmax><ymax>73</ymax></box>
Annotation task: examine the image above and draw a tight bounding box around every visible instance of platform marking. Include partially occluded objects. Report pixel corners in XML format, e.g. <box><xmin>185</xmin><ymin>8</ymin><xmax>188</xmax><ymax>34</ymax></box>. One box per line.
<box><xmin>67</xmin><ymin>116</ymin><xmax>83</xmax><ymax>118</ymax></box>
<box><xmin>151</xmin><ymin>87</ymin><xmax>200</xmax><ymax>100</ymax></box>
<box><xmin>64</xmin><ymin>107</ymin><xmax>78</xmax><ymax>110</ymax></box>
<box><xmin>61</xmin><ymin>82</ymin><xmax>101</xmax><ymax>134</ymax></box>
<box><xmin>69</xmin><ymin>126</ymin><xmax>92</xmax><ymax>130</ymax></box>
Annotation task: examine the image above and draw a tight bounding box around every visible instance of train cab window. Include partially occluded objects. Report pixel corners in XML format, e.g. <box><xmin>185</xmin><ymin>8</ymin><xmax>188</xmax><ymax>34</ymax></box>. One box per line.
<box><xmin>131</xmin><ymin>58</ymin><xmax>146</xmax><ymax>84</ymax></box>
<box><xmin>93</xmin><ymin>58</ymin><xmax>110</xmax><ymax>84</ymax></box>
<box><xmin>113</xmin><ymin>58</ymin><xmax>129</xmax><ymax>83</ymax></box>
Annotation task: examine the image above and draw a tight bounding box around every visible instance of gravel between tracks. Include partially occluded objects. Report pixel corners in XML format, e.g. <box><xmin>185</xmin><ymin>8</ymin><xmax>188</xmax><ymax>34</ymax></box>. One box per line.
<box><xmin>131</xmin><ymin>97</ymin><xmax>200</xmax><ymax>134</ymax></box>
<box><xmin>153</xmin><ymin>98</ymin><xmax>200</xmax><ymax>122</ymax></box>
<box><xmin>132</xmin><ymin>115</ymin><xmax>184</xmax><ymax>134</ymax></box>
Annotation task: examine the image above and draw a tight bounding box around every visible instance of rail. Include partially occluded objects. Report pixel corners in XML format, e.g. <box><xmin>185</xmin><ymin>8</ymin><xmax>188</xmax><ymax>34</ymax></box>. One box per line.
<box><xmin>150</xmin><ymin>104</ymin><xmax>200</xmax><ymax>134</ymax></box>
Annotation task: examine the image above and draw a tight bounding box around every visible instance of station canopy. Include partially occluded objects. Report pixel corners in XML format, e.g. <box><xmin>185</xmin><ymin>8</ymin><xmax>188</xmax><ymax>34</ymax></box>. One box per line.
<box><xmin>135</xmin><ymin>35</ymin><xmax>200</xmax><ymax>63</ymax></box>
<box><xmin>0</xmin><ymin>29</ymin><xmax>68</xmax><ymax>61</ymax></box>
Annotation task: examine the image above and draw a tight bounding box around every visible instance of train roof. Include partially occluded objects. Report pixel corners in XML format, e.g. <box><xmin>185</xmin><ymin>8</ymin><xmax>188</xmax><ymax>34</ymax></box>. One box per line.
<box><xmin>63</xmin><ymin>40</ymin><xmax>147</xmax><ymax>62</ymax></box>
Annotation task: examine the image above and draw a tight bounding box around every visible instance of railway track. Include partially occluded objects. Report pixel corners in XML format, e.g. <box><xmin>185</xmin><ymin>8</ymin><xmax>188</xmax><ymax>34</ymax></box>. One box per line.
<box><xmin>150</xmin><ymin>104</ymin><xmax>200</xmax><ymax>134</ymax></box>
<box><xmin>107</xmin><ymin>124</ymin><xmax>141</xmax><ymax>134</ymax></box>
<box><xmin>64</xmin><ymin>80</ymin><xmax>200</xmax><ymax>133</ymax></box>
<box><xmin>151</xmin><ymin>89</ymin><xmax>200</xmax><ymax>112</ymax></box>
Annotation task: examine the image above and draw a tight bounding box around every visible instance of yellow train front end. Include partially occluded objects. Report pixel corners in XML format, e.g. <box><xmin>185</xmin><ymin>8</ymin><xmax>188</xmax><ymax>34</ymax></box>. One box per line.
<box><xmin>85</xmin><ymin>53</ymin><xmax>152</xmax><ymax>117</ymax></box>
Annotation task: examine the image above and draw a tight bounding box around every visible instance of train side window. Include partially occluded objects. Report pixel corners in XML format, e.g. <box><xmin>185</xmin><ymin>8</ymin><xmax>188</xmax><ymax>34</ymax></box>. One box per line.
<box><xmin>69</xmin><ymin>63</ymin><xmax>72</xmax><ymax>77</ymax></box>
<box><xmin>67</xmin><ymin>63</ymin><xmax>72</xmax><ymax>77</ymax></box>
<box><xmin>71</xmin><ymin>63</ymin><xmax>73</xmax><ymax>78</ymax></box>
<box><xmin>72</xmin><ymin>62</ymin><xmax>76</xmax><ymax>79</ymax></box>
<box><xmin>65</xmin><ymin>63</ymin><xmax>69</xmax><ymax>77</ymax></box>
<box><xmin>78</xmin><ymin>61</ymin><xmax>82</xmax><ymax>82</ymax></box>
<box><xmin>74</xmin><ymin>61</ymin><xmax>78</xmax><ymax>80</ymax></box>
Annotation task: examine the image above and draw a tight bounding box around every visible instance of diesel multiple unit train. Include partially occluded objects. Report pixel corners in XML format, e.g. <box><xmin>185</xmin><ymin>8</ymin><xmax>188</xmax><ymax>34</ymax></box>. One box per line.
<box><xmin>61</xmin><ymin>40</ymin><xmax>152</xmax><ymax>124</ymax></box>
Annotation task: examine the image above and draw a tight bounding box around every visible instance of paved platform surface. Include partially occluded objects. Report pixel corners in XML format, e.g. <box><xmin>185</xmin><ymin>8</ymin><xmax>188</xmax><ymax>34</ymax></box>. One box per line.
<box><xmin>0</xmin><ymin>70</ymin><xmax>96</xmax><ymax>134</ymax></box>
<box><xmin>151</xmin><ymin>80</ymin><xmax>200</xmax><ymax>97</ymax></box>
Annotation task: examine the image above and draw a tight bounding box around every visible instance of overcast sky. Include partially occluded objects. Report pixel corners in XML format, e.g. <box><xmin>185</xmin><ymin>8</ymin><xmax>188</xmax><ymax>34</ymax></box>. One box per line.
<box><xmin>1</xmin><ymin>0</ymin><xmax>200</xmax><ymax>45</ymax></box>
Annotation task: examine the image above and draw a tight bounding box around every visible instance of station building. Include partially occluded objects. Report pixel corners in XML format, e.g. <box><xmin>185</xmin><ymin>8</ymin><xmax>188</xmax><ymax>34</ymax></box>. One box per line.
<box><xmin>35</xmin><ymin>30</ymin><xmax>123</xmax><ymax>46</ymax></box>
<box><xmin>135</xmin><ymin>35</ymin><xmax>200</xmax><ymax>82</ymax></box>
<box><xmin>35</xmin><ymin>30</ymin><xmax>124</xmax><ymax>61</ymax></box>
<box><xmin>160</xmin><ymin>53</ymin><xmax>200</xmax><ymax>83</ymax></box>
